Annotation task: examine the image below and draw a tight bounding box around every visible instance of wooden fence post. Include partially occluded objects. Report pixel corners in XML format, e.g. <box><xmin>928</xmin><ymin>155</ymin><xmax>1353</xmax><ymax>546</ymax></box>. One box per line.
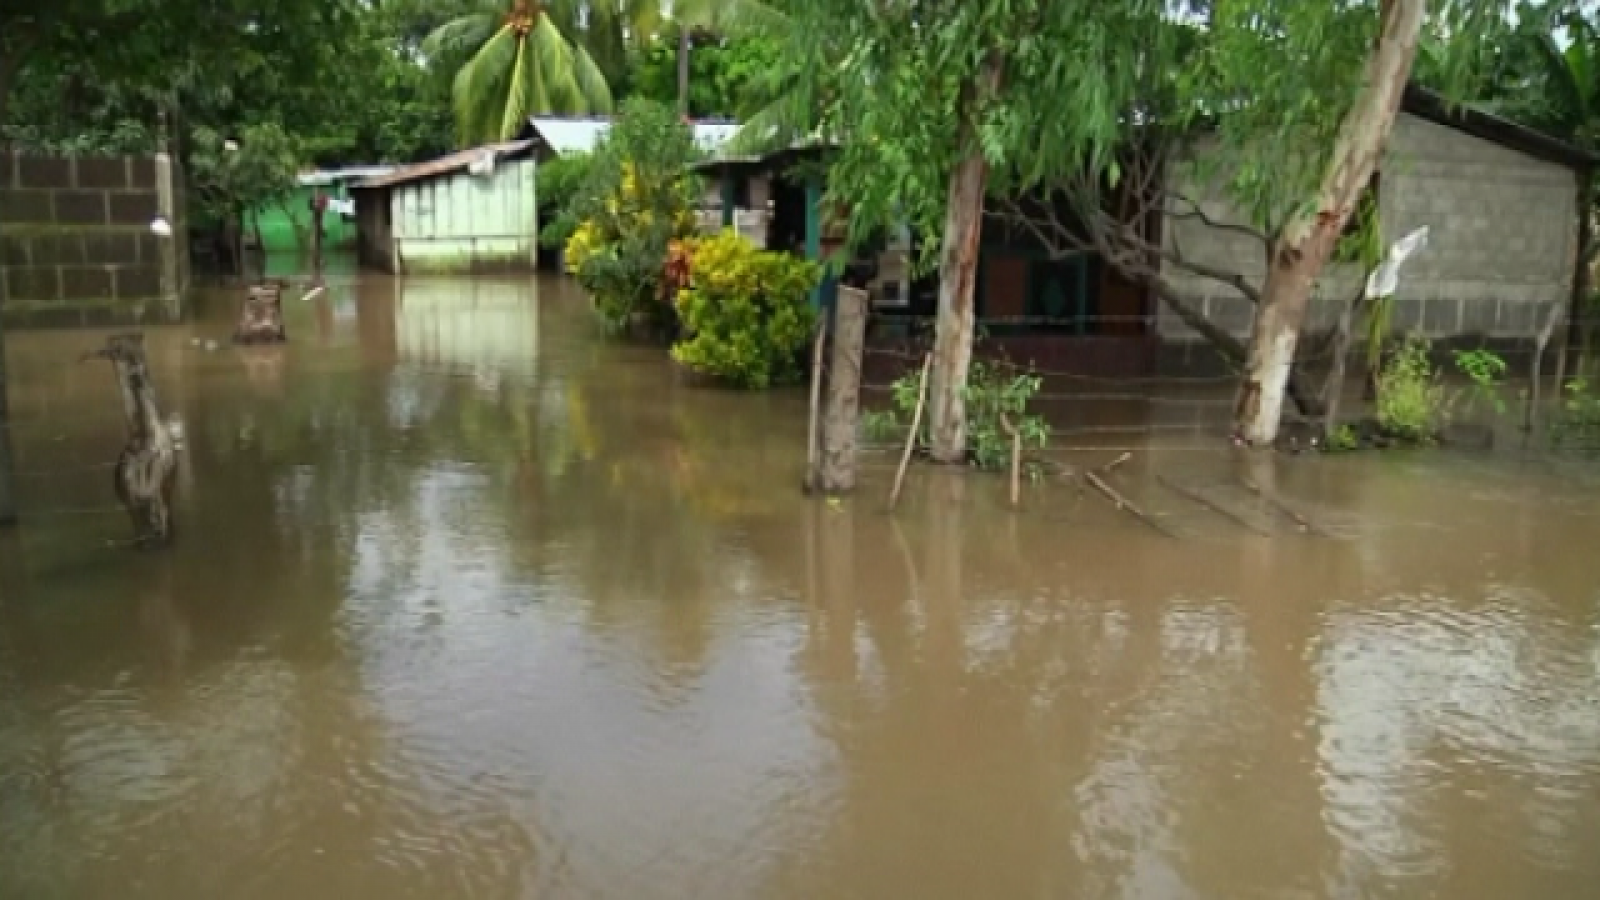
<box><xmin>820</xmin><ymin>285</ymin><xmax>868</xmax><ymax>494</ymax></box>
<box><xmin>1525</xmin><ymin>301</ymin><xmax>1566</xmax><ymax>434</ymax></box>
<box><xmin>0</xmin><ymin>320</ymin><xmax>16</xmax><ymax>527</ymax></box>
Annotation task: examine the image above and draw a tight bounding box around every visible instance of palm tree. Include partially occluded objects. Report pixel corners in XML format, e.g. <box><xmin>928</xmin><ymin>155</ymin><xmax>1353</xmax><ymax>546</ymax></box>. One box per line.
<box><xmin>424</xmin><ymin>0</ymin><xmax>615</xmax><ymax>145</ymax></box>
<box><xmin>649</xmin><ymin>0</ymin><xmax>792</xmax><ymax>120</ymax></box>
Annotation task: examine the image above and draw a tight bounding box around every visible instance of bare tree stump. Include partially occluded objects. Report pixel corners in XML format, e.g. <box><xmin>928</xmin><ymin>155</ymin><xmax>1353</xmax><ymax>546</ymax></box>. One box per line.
<box><xmin>820</xmin><ymin>286</ymin><xmax>869</xmax><ymax>494</ymax></box>
<box><xmin>86</xmin><ymin>334</ymin><xmax>178</xmax><ymax>547</ymax></box>
<box><xmin>234</xmin><ymin>283</ymin><xmax>288</xmax><ymax>344</ymax></box>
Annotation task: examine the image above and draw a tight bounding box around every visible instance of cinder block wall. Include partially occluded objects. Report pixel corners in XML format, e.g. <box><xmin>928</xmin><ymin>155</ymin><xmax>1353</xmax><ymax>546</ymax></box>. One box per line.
<box><xmin>1157</xmin><ymin>111</ymin><xmax>1578</xmax><ymax>345</ymax></box>
<box><xmin>0</xmin><ymin>152</ymin><xmax>186</xmax><ymax>328</ymax></box>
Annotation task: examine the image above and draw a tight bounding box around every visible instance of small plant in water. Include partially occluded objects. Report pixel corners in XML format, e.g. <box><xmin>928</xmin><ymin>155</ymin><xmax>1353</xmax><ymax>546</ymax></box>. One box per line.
<box><xmin>1376</xmin><ymin>337</ymin><xmax>1445</xmax><ymax>442</ymax></box>
<box><xmin>865</xmin><ymin>359</ymin><xmax>1049</xmax><ymax>470</ymax></box>
<box><xmin>1552</xmin><ymin>378</ymin><xmax>1600</xmax><ymax>453</ymax></box>
<box><xmin>1325</xmin><ymin>423</ymin><xmax>1360</xmax><ymax>452</ymax></box>
<box><xmin>1452</xmin><ymin>347</ymin><xmax>1508</xmax><ymax>416</ymax></box>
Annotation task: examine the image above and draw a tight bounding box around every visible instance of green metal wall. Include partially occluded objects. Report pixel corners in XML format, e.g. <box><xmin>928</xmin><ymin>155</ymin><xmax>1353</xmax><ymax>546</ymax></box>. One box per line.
<box><xmin>247</xmin><ymin>184</ymin><xmax>357</xmax><ymax>253</ymax></box>
<box><xmin>390</xmin><ymin>159</ymin><xmax>538</xmax><ymax>273</ymax></box>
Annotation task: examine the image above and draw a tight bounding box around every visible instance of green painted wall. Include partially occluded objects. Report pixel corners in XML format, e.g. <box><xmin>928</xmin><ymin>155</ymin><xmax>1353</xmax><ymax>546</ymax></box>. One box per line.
<box><xmin>246</xmin><ymin>183</ymin><xmax>357</xmax><ymax>253</ymax></box>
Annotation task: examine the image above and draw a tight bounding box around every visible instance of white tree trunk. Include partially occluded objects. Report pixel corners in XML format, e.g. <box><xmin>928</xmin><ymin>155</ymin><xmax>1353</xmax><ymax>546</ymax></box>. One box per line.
<box><xmin>1235</xmin><ymin>0</ymin><xmax>1426</xmax><ymax>445</ymax></box>
<box><xmin>928</xmin><ymin>55</ymin><xmax>1003</xmax><ymax>463</ymax></box>
<box><xmin>928</xmin><ymin>150</ymin><xmax>988</xmax><ymax>463</ymax></box>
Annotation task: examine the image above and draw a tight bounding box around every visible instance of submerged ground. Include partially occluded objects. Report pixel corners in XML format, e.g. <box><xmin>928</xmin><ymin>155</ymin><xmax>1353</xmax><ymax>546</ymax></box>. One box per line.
<box><xmin>1</xmin><ymin>263</ymin><xmax>1598</xmax><ymax>899</ymax></box>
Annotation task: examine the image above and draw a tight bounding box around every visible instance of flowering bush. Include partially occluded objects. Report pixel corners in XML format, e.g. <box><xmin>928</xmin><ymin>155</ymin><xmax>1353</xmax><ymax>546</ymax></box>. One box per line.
<box><xmin>563</xmin><ymin>99</ymin><xmax>702</xmax><ymax>336</ymax></box>
<box><xmin>671</xmin><ymin>230</ymin><xmax>820</xmax><ymax>389</ymax></box>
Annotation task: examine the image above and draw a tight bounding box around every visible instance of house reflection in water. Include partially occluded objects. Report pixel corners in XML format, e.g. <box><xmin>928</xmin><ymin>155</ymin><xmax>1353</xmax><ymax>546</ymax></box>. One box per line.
<box><xmin>393</xmin><ymin>277</ymin><xmax>538</xmax><ymax>379</ymax></box>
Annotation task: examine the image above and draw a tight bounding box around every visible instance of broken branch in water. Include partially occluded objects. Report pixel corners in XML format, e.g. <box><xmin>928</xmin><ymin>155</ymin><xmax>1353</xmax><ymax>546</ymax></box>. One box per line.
<box><xmin>1157</xmin><ymin>475</ymin><xmax>1274</xmax><ymax>537</ymax></box>
<box><xmin>888</xmin><ymin>354</ymin><xmax>931</xmax><ymax>512</ymax></box>
<box><xmin>1101</xmin><ymin>451</ymin><xmax>1131</xmax><ymax>473</ymax></box>
<box><xmin>1236</xmin><ymin>474</ymin><xmax>1325</xmax><ymax>536</ymax></box>
<box><xmin>1085</xmin><ymin>469</ymin><xmax>1176</xmax><ymax>538</ymax></box>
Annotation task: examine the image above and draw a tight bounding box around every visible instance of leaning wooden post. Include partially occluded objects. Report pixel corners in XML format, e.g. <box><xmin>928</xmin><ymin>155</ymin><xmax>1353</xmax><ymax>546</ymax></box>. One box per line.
<box><xmin>0</xmin><ymin>317</ymin><xmax>16</xmax><ymax>528</ymax></box>
<box><xmin>887</xmin><ymin>354</ymin><xmax>931</xmax><ymax>511</ymax></box>
<box><xmin>820</xmin><ymin>285</ymin><xmax>869</xmax><ymax>494</ymax></box>
<box><xmin>1525</xmin><ymin>300</ymin><xmax>1566</xmax><ymax>434</ymax></box>
<box><xmin>1000</xmin><ymin>412</ymin><xmax>1021</xmax><ymax>508</ymax></box>
<box><xmin>803</xmin><ymin>318</ymin><xmax>828</xmax><ymax>493</ymax></box>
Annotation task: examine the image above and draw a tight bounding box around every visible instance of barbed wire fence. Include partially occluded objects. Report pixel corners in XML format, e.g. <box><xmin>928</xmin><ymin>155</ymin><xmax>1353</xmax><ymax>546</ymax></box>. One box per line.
<box><xmin>833</xmin><ymin>306</ymin><xmax>1600</xmax><ymax>456</ymax></box>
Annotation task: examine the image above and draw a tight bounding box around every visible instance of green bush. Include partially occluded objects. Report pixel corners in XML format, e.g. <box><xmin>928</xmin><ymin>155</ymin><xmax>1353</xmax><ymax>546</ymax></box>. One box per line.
<box><xmin>671</xmin><ymin>230</ymin><xmax>819</xmax><ymax>388</ymax></box>
<box><xmin>580</xmin><ymin>230</ymin><xmax>679</xmax><ymax>336</ymax></box>
<box><xmin>566</xmin><ymin>98</ymin><xmax>703</xmax><ymax>335</ymax></box>
<box><xmin>1451</xmin><ymin>346</ymin><xmax>1508</xmax><ymax>417</ymax></box>
<box><xmin>1376</xmin><ymin>337</ymin><xmax>1445</xmax><ymax>442</ymax></box>
<box><xmin>1325</xmin><ymin>423</ymin><xmax>1360</xmax><ymax>452</ymax></box>
<box><xmin>863</xmin><ymin>358</ymin><xmax>1049</xmax><ymax>469</ymax></box>
<box><xmin>537</xmin><ymin>152</ymin><xmax>595</xmax><ymax>249</ymax></box>
<box><xmin>1553</xmin><ymin>378</ymin><xmax>1600</xmax><ymax>453</ymax></box>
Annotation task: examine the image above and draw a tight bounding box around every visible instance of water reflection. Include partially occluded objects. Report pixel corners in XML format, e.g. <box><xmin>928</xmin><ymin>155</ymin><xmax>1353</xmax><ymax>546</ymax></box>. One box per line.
<box><xmin>394</xmin><ymin>277</ymin><xmax>539</xmax><ymax>379</ymax></box>
<box><xmin>0</xmin><ymin>271</ymin><xmax>1598</xmax><ymax>898</ymax></box>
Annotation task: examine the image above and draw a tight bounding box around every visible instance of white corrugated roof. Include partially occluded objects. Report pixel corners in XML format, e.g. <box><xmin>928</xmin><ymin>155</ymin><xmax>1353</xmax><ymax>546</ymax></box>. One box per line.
<box><xmin>297</xmin><ymin>166</ymin><xmax>398</xmax><ymax>187</ymax></box>
<box><xmin>526</xmin><ymin>117</ymin><xmax>739</xmax><ymax>157</ymax></box>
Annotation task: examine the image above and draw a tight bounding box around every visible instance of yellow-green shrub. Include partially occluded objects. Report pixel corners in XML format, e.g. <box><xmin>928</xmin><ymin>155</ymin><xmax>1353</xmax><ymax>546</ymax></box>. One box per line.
<box><xmin>671</xmin><ymin>230</ymin><xmax>820</xmax><ymax>389</ymax></box>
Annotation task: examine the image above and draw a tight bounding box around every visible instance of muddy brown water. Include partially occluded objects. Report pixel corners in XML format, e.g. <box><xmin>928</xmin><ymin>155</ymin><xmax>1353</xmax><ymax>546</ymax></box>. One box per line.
<box><xmin>2</xmin><ymin>267</ymin><xmax>1599</xmax><ymax>899</ymax></box>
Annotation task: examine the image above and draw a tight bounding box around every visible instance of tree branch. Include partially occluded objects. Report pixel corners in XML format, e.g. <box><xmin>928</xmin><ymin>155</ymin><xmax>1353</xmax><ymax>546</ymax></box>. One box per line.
<box><xmin>1165</xmin><ymin>191</ymin><xmax>1272</xmax><ymax>249</ymax></box>
<box><xmin>1091</xmin><ymin>208</ymin><xmax>1263</xmax><ymax>304</ymax></box>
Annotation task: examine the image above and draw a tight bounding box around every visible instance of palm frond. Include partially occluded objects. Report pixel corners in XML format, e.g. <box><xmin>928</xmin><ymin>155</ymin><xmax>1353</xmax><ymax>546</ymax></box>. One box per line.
<box><xmin>527</xmin><ymin>27</ymin><xmax>553</xmax><ymax>122</ymax></box>
<box><xmin>728</xmin><ymin>91</ymin><xmax>813</xmax><ymax>156</ymax></box>
<box><xmin>569</xmin><ymin>39</ymin><xmax>617</xmax><ymax>114</ymax></box>
<box><xmin>674</xmin><ymin>0</ymin><xmax>790</xmax><ymax>38</ymax></box>
<box><xmin>531</xmin><ymin>14</ymin><xmax>585</xmax><ymax>114</ymax></box>
<box><xmin>422</xmin><ymin>13</ymin><xmax>497</xmax><ymax>64</ymax></box>
<box><xmin>501</xmin><ymin>37</ymin><xmax>532</xmax><ymax>142</ymax></box>
<box><xmin>1534</xmin><ymin>32</ymin><xmax>1585</xmax><ymax>132</ymax></box>
<box><xmin>453</xmin><ymin>24</ymin><xmax>519</xmax><ymax>145</ymax></box>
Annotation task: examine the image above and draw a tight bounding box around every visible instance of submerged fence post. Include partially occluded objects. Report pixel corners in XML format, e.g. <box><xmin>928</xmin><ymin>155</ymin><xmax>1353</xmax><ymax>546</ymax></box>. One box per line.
<box><xmin>820</xmin><ymin>286</ymin><xmax>868</xmax><ymax>494</ymax></box>
<box><xmin>0</xmin><ymin>317</ymin><xmax>15</xmax><ymax>528</ymax></box>
<box><xmin>1525</xmin><ymin>301</ymin><xmax>1566</xmax><ymax>434</ymax></box>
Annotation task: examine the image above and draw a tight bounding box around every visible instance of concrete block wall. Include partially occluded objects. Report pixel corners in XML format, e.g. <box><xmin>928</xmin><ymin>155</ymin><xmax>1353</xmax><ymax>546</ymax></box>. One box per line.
<box><xmin>0</xmin><ymin>152</ymin><xmax>186</xmax><ymax>328</ymax></box>
<box><xmin>1157</xmin><ymin>112</ymin><xmax>1578</xmax><ymax>344</ymax></box>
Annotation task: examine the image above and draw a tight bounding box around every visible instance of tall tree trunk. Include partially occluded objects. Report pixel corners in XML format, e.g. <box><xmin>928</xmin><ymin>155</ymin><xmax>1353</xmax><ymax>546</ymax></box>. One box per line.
<box><xmin>928</xmin><ymin>152</ymin><xmax>987</xmax><ymax>463</ymax></box>
<box><xmin>677</xmin><ymin>28</ymin><xmax>691</xmax><ymax>117</ymax></box>
<box><xmin>928</xmin><ymin>56</ymin><xmax>1003</xmax><ymax>464</ymax></box>
<box><xmin>1234</xmin><ymin>0</ymin><xmax>1425</xmax><ymax>445</ymax></box>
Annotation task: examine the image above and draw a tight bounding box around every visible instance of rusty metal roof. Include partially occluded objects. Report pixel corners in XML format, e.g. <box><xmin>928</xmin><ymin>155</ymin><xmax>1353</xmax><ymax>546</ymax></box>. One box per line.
<box><xmin>350</xmin><ymin>140</ymin><xmax>537</xmax><ymax>191</ymax></box>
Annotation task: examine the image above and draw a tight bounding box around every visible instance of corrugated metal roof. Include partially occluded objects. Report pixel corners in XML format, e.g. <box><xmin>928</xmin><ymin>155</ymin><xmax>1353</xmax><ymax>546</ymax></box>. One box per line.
<box><xmin>351</xmin><ymin>140</ymin><xmax>537</xmax><ymax>190</ymax></box>
<box><xmin>526</xmin><ymin>118</ymin><xmax>613</xmax><ymax>156</ymax></box>
<box><xmin>525</xmin><ymin>117</ymin><xmax>740</xmax><ymax>157</ymax></box>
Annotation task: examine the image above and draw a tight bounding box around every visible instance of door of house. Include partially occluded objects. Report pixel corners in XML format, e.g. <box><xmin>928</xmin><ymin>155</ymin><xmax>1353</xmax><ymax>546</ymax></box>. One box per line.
<box><xmin>1026</xmin><ymin>256</ymin><xmax>1093</xmax><ymax>333</ymax></box>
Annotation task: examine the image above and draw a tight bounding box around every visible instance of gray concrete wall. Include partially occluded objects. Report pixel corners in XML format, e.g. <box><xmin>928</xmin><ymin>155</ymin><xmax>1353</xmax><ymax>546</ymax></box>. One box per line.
<box><xmin>1157</xmin><ymin>111</ymin><xmax>1579</xmax><ymax>343</ymax></box>
<box><xmin>0</xmin><ymin>152</ymin><xmax>186</xmax><ymax>328</ymax></box>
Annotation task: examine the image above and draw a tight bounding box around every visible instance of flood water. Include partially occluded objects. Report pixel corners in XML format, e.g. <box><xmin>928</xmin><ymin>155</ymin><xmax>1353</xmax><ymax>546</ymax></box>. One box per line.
<box><xmin>2</xmin><ymin>265</ymin><xmax>1599</xmax><ymax>899</ymax></box>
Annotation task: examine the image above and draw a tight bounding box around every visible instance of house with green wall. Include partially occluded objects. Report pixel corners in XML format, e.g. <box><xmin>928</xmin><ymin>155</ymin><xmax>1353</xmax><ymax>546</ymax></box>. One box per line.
<box><xmin>246</xmin><ymin>166</ymin><xmax>394</xmax><ymax>254</ymax></box>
